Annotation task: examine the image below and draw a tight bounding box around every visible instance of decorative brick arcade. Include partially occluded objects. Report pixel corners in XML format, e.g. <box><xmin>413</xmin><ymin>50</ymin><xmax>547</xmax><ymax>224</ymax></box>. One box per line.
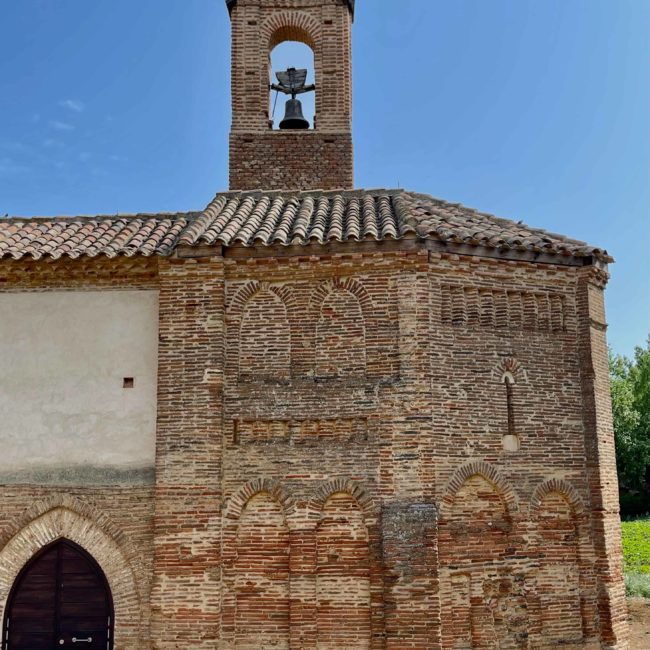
<box><xmin>0</xmin><ymin>1</ymin><xmax>629</xmax><ymax>649</ymax></box>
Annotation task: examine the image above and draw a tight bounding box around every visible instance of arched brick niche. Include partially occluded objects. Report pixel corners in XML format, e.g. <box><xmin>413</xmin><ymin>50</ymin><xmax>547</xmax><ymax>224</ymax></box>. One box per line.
<box><xmin>311</xmin><ymin>279</ymin><xmax>372</xmax><ymax>379</ymax></box>
<box><xmin>235</xmin><ymin>494</ymin><xmax>290</xmax><ymax>648</ymax></box>
<box><xmin>311</xmin><ymin>479</ymin><xmax>382</xmax><ymax>649</ymax></box>
<box><xmin>222</xmin><ymin>480</ymin><xmax>294</xmax><ymax>649</ymax></box>
<box><xmin>316</xmin><ymin>493</ymin><xmax>370</xmax><ymax>649</ymax></box>
<box><xmin>222</xmin><ymin>479</ymin><xmax>383</xmax><ymax>649</ymax></box>
<box><xmin>239</xmin><ymin>287</ymin><xmax>291</xmax><ymax>381</ymax></box>
<box><xmin>229</xmin><ymin>281</ymin><xmax>295</xmax><ymax>383</ymax></box>
<box><xmin>438</xmin><ymin>463</ymin><xmax>527</xmax><ymax>649</ymax></box>
<box><xmin>530</xmin><ymin>479</ymin><xmax>598</xmax><ymax>645</ymax></box>
<box><xmin>0</xmin><ymin>499</ymin><xmax>144</xmax><ymax>649</ymax></box>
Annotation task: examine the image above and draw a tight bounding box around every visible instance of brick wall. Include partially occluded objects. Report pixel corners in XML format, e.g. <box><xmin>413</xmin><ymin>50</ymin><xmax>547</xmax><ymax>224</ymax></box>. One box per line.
<box><xmin>0</xmin><ymin>247</ymin><xmax>629</xmax><ymax>649</ymax></box>
<box><xmin>229</xmin><ymin>132</ymin><xmax>353</xmax><ymax>191</ymax></box>
<box><xmin>576</xmin><ymin>267</ymin><xmax>629</xmax><ymax>647</ymax></box>
<box><xmin>150</xmin><ymin>257</ymin><xmax>225</xmax><ymax>648</ymax></box>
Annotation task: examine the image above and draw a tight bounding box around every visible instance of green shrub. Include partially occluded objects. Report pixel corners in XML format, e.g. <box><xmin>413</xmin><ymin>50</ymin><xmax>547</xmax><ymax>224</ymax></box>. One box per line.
<box><xmin>620</xmin><ymin>491</ymin><xmax>650</xmax><ymax>518</ymax></box>
<box><xmin>625</xmin><ymin>572</ymin><xmax>650</xmax><ymax>599</ymax></box>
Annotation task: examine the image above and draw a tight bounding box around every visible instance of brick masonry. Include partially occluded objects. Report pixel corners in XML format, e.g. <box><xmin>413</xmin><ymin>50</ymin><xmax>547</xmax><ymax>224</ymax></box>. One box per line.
<box><xmin>229</xmin><ymin>132</ymin><xmax>353</xmax><ymax>192</ymax></box>
<box><xmin>228</xmin><ymin>0</ymin><xmax>354</xmax><ymax>190</ymax></box>
<box><xmin>0</xmin><ymin>246</ymin><xmax>629</xmax><ymax>648</ymax></box>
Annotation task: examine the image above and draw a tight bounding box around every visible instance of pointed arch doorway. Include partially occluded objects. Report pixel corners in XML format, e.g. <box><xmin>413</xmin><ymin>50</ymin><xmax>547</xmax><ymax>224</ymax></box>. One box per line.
<box><xmin>2</xmin><ymin>539</ymin><xmax>114</xmax><ymax>650</ymax></box>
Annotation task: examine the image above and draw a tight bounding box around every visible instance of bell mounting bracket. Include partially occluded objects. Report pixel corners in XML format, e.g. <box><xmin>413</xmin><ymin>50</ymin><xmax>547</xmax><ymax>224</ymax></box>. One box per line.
<box><xmin>271</xmin><ymin>67</ymin><xmax>315</xmax><ymax>99</ymax></box>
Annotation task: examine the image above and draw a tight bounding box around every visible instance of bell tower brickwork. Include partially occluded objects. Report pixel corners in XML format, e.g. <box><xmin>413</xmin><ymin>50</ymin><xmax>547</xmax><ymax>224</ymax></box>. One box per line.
<box><xmin>227</xmin><ymin>0</ymin><xmax>354</xmax><ymax>190</ymax></box>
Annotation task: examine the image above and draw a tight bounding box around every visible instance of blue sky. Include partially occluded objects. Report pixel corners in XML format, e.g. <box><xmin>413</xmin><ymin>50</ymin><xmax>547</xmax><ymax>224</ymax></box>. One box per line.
<box><xmin>0</xmin><ymin>0</ymin><xmax>648</xmax><ymax>356</ymax></box>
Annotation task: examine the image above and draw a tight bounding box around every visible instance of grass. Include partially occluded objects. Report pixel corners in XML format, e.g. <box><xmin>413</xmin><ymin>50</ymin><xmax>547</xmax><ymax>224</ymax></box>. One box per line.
<box><xmin>622</xmin><ymin>517</ymin><xmax>650</xmax><ymax>599</ymax></box>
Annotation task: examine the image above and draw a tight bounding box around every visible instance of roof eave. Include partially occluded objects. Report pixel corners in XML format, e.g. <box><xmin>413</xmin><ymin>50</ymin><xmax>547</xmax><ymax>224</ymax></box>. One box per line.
<box><xmin>174</xmin><ymin>235</ymin><xmax>610</xmax><ymax>268</ymax></box>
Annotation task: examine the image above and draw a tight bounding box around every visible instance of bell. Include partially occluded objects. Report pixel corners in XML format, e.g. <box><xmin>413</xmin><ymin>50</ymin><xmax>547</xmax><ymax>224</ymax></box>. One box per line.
<box><xmin>279</xmin><ymin>98</ymin><xmax>310</xmax><ymax>130</ymax></box>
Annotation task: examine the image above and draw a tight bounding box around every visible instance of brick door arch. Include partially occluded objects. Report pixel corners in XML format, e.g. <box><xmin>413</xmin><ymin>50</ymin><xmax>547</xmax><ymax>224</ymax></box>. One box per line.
<box><xmin>0</xmin><ymin>505</ymin><xmax>143</xmax><ymax>649</ymax></box>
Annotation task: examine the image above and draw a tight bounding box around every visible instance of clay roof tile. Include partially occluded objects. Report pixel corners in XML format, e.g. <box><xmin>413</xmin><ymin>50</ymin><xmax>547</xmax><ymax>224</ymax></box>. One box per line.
<box><xmin>0</xmin><ymin>189</ymin><xmax>611</xmax><ymax>263</ymax></box>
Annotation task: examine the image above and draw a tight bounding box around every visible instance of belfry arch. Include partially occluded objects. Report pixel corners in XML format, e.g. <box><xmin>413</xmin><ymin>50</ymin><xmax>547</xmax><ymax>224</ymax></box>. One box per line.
<box><xmin>269</xmin><ymin>38</ymin><xmax>316</xmax><ymax>130</ymax></box>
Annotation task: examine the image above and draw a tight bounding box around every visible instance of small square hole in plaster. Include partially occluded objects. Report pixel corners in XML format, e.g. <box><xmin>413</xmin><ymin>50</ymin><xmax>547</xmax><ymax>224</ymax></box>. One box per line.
<box><xmin>123</xmin><ymin>377</ymin><xmax>135</xmax><ymax>389</ymax></box>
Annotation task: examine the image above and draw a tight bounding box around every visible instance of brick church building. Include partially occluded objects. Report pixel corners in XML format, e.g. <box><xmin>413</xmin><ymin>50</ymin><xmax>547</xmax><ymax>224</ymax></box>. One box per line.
<box><xmin>0</xmin><ymin>1</ymin><xmax>629</xmax><ymax>648</ymax></box>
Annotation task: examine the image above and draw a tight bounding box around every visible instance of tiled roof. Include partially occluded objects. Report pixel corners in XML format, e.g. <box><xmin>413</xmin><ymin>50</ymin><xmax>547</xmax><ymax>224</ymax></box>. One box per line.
<box><xmin>0</xmin><ymin>189</ymin><xmax>610</xmax><ymax>262</ymax></box>
<box><xmin>0</xmin><ymin>213</ymin><xmax>196</xmax><ymax>261</ymax></box>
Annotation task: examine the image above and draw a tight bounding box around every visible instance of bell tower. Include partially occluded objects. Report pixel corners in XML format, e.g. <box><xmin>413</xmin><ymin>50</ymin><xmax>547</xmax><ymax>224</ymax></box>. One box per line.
<box><xmin>226</xmin><ymin>0</ymin><xmax>354</xmax><ymax>191</ymax></box>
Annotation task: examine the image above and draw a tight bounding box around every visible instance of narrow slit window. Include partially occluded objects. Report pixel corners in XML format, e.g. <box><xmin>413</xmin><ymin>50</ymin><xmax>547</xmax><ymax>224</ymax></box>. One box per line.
<box><xmin>505</xmin><ymin>375</ymin><xmax>515</xmax><ymax>437</ymax></box>
<box><xmin>502</xmin><ymin>372</ymin><xmax>520</xmax><ymax>451</ymax></box>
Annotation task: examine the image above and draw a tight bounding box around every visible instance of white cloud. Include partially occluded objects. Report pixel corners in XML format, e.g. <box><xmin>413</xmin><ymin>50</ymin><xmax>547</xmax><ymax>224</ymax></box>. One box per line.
<box><xmin>0</xmin><ymin>157</ymin><xmax>29</xmax><ymax>175</ymax></box>
<box><xmin>59</xmin><ymin>99</ymin><xmax>85</xmax><ymax>113</ymax></box>
<box><xmin>43</xmin><ymin>138</ymin><xmax>65</xmax><ymax>148</ymax></box>
<box><xmin>49</xmin><ymin>120</ymin><xmax>75</xmax><ymax>132</ymax></box>
<box><xmin>0</xmin><ymin>142</ymin><xmax>30</xmax><ymax>154</ymax></box>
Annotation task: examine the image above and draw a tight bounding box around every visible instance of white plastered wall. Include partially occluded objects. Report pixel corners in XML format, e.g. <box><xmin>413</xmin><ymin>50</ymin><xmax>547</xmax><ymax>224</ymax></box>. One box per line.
<box><xmin>0</xmin><ymin>290</ymin><xmax>158</xmax><ymax>484</ymax></box>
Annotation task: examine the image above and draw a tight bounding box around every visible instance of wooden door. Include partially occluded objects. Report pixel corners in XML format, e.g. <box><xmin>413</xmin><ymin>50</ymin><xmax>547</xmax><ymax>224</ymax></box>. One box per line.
<box><xmin>2</xmin><ymin>539</ymin><xmax>113</xmax><ymax>650</ymax></box>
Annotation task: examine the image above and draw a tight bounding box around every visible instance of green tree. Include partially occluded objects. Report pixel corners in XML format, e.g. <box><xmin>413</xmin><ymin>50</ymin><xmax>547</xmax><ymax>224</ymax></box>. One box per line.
<box><xmin>610</xmin><ymin>337</ymin><xmax>650</xmax><ymax>492</ymax></box>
